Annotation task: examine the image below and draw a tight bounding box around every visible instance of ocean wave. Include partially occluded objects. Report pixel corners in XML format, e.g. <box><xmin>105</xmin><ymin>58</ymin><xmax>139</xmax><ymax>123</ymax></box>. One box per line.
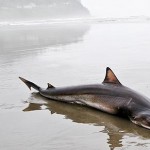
<box><xmin>0</xmin><ymin>16</ymin><xmax>150</xmax><ymax>27</ymax></box>
<box><xmin>0</xmin><ymin>18</ymin><xmax>89</xmax><ymax>26</ymax></box>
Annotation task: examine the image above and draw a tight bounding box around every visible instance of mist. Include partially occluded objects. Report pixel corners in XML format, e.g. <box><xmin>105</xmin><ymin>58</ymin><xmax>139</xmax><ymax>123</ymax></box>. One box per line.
<box><xmin>0</xmin><ymin>0</ymin><xmax>90</xmax><ymax>22</ymax></box>
<box><xmin>82</xmin><ymin>0</ymin><xmax>150</xmax><ymax>18</ymax></box>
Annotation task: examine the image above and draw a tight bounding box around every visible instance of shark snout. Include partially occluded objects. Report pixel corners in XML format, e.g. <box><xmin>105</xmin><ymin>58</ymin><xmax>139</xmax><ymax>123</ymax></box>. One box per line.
<box><xmin>130</xmin><ymin>111</ymin><xmax>150</xmax><ymax>130</ymax></box>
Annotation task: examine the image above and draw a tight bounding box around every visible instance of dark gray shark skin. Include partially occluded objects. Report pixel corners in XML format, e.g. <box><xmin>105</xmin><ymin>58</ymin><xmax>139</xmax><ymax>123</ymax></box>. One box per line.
<box><xmin>23</xmin><ymin>94</ymin><xmax>150</xmax><ymax>150</ymax></box>
<box><xmin>19</xmin><ymin>67</ymin><xmax>150</xmax><ymax>129</ymax></box>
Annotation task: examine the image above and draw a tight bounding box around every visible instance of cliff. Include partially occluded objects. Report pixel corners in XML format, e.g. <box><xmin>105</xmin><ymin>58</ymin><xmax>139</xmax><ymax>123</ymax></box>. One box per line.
<box><xmin>0</xmin><ymin>0</ymin><xmax>90</xmax><ymax>21</ymax></box>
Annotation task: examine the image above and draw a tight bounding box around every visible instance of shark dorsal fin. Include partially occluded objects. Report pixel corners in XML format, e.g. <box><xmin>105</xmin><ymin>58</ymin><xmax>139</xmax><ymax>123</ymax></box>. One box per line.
<box><xmin>103</xmin><ymin>67</ymin><xmax>122</xmax><ymax>85</ymax></box>
<box><xmin>47</xmin><ymin>83</ymin><xmax>55</xmax><ymax>89</ymax></box>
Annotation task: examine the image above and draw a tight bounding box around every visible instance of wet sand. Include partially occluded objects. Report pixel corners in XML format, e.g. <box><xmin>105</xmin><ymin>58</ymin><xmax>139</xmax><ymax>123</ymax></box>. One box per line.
<box><xmin>0</xmin><ymin>22</ymin><xmax>150</xmax><ymax>150</ymax></box>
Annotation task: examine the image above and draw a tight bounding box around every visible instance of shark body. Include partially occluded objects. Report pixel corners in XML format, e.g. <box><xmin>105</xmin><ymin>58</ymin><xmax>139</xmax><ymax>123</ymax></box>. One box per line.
<box><xmin>19</xmin><ymin>67</ymin><xmax>150</xmax><ymax>129</ymax></box>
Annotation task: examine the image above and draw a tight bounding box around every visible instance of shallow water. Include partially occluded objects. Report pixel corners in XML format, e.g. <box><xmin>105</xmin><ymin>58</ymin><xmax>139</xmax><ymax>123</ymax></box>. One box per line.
<box><xmin>0</xmin><ymin>22</ymin><xmax>150</xmax><ymax>150</ymax></box>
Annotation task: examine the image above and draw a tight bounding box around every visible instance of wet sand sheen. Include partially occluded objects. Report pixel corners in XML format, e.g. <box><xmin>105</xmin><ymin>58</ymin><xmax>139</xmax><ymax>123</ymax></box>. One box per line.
<box><xmin>0</xmin><ymin>22</ymin><xmax>150</xmax><ymax>150</ymax></box>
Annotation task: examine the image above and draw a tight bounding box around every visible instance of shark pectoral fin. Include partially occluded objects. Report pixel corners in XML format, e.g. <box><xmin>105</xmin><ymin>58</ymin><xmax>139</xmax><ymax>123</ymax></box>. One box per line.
<box><xmin>47</xmin><ymin>83</ymin><xmax>55</xmax><ymax>89</ymax></box>
<box><xmin>102</xmin><ymin>67</ymin><xmax>122</xmax><ymax>85</ymax></box>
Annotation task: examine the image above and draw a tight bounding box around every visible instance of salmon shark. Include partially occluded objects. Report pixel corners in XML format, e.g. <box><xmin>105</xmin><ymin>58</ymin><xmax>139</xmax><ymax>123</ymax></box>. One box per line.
<box><xmin>19</xmin><ymin>67</ymin><xmax>150</xmax><ymax>129</ymax></box>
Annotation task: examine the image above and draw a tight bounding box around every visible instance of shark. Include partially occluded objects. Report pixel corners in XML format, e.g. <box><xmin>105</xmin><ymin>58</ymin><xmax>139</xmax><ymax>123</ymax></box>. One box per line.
<box><xmin>19</xmin><ymin>67</ymin><xmax>150</xmax><ymax>129</ymax></box>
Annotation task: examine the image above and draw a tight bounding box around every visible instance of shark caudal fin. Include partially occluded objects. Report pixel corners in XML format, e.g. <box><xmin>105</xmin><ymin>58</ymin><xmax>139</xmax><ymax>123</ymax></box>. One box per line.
<box><xmin>19</xmin><ymin>77</ymin><xmax>41</xmax><ymax>91</ymax></box>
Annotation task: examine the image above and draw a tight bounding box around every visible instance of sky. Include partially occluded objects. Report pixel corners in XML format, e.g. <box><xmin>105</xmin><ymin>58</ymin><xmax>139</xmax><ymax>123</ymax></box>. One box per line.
<box><xmin>82</xmin><ymin>0</ymin><xmax>150</xmax><ymax>18</ymax></box>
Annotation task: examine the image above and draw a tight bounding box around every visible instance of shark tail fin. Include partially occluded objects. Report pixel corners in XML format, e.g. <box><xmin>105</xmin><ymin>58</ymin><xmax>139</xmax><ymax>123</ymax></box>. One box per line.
<box><xmin>19</xmin><ymin>77</ymin><xmax>41</xmax><ymax>91</ymax></box>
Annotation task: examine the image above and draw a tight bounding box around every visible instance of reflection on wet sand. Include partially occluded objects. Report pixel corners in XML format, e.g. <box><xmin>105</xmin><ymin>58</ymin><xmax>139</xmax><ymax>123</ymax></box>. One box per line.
<box><xmin>0</xmin><ymin>23</ymin><xmax>90</xmax><ymax>64</ymax></box>
<box><xmin>24</xmin><ymin>93</ymin><xmax>150</xmax><ymax>150</ymax></box>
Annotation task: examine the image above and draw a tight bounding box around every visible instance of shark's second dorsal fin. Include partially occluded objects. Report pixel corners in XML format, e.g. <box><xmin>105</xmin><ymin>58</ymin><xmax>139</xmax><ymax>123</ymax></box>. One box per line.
<box><xmin>103</xmin><ymin>67</ymin><xmax>122</xmax><ymax>85</ymax></box>
<box><xmin>47</xmin><ymin>83</ymin><xmax>55</xmax><ymax>89</ymax></box>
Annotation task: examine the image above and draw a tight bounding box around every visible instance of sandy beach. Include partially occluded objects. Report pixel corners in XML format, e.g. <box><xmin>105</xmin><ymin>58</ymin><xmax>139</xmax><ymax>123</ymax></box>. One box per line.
<box><xmin>0</xmin><ymin>19</ymin><xmax>150</xmax><ymax>150</ymax></box>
